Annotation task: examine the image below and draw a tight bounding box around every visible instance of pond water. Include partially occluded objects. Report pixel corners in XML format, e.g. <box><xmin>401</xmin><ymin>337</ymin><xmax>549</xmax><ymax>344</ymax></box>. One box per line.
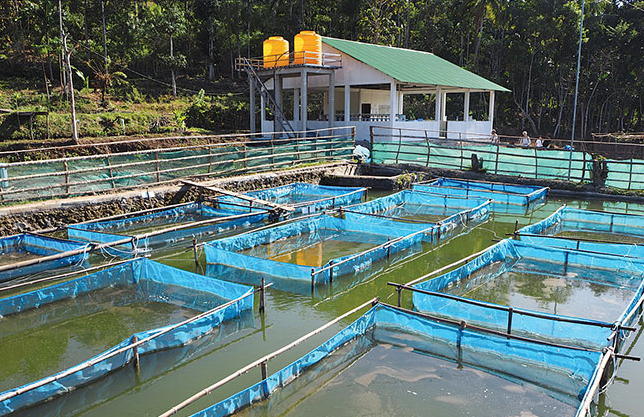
<box><xmin>0</xmin><ymin>285</ymin><xmax>199</xmax><ymax>393</ymax></box>
<box><xmin>3</xmin><ymin>195</ymin><xmax>643</xmax><ymax>416</ymax></box>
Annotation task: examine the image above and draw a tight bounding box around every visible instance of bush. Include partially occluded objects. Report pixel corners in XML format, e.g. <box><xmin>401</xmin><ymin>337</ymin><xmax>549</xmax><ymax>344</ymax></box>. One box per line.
<box><xmin>185</xmin><ymin>90</ymin><xmax>249</xmax><ymax>132</ymax></box>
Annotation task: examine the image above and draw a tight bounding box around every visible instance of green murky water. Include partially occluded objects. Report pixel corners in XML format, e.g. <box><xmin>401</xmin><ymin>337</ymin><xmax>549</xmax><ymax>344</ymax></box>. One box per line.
<box><xmin>0</xmin><ymin>250</ymin><xmax>42</xmax><ymax>267</ymax></box>
<box><xmin>0</xmin><ymin>285</ymin><xmax>199</xmax><ymax>393</ymax></box>
<box><xmin>451</xmin><ymin>259</ymin><xmax>640</xmax><ymax>323</ymax></box>
<box><xmin>2</xmin><ymin>195</ymin><xmax>644</xmax><ymax>416</ymax></box>
<box><xmin>244</xmin><ymin>331</ymin><xmax>577</xmax><ymax>417</ymax></box>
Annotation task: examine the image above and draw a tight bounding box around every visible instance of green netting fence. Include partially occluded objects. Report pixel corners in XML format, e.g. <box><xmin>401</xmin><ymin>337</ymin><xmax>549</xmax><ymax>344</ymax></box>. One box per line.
<box><xmin>0</xmin><ymin>127</ymin><xmax>354</xmax><ymax>203</ymax></box>
<box><xmin>371</xmin><ymin>127</ymin><xmax>644</xmax><ymax>190</ymax></box>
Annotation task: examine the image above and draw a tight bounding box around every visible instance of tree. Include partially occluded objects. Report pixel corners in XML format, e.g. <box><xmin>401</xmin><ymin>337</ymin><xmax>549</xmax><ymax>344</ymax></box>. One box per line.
<box><xmin>154</xmin><ymin>2</ymin><xmax>187</xmax><ymax>96</ymax></box>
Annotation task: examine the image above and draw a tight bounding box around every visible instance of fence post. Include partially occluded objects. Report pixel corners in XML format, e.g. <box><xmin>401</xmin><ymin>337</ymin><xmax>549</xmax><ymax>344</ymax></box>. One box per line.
<box><xmin>506</xmin><ymin>307</ymin><xmax>513</xmax><ymax>337</ymax></box>
<box><xmin>259</xmin><ymin>277</ymin><xmax>266</xmax><ymax>314</ymax></box>
<box><xmin>494</xmin><ymin>144</ymin><xmax>500</xmax><ymax>175</ymax></box>
<box><xmin>106</xmin><ymin>155</ymin><xmax>116</xmax><ymax>189</ymax></box>
<box><xmin>132</xmin><ymin>335</ymin><xmax>140</xmax><ymax>371</ymax></box>
<box><xmin>395</xmin><ymin>128</ymin><xmax>403</xmax><ymax>164</ymax></box>
<box><xmin>628</xmin><ymin>158</ymin><xmax>634</xmax><ymax>190</ymax></box>
<box><xmin>459</xmin><ymin>141</ymin><xmax>464</xmax><ymax>170</ymax></box>
<box><xmin>192</xmin><ymin>238</ymin><xmax>200</xmax><ymax>269</ymax></box>
<box><xmin>270</xmin><ymin>137</ymin><xmax>275</xmax><ymax>167</ymax></box>
<box><xmin>329</xmin><ymin>131</ymin><xmax>335</xmax><ymax>160</ymax></box>
<box><xmin>63</xmin><ymin>159</ymin><xmax>70</xmax><ymax>196</ymax></box>
<box><xmin>534</xmin><ymin>147</ymin><xmax>538</xmax><ymax>179</ymax></box>
<box><xmin>208</xmin><ymin>144</ymin><xmax>213</xmax><ymax>174</ymax></box>
<box><xmin>261</xmin><ymin>361</ymin><xmax>268</xmax><ymax>380</ymax></box>
<box><xmin>314</xmin><ymin>130</ymin><xmax>319</xmax><ymax>161</ymax></box>
<box><xmin>581</xmin><ymin>152</ymin><xmax>587</xmax><ymax>182</ymax></box>
<box><xmin>397</xmin><ymin>286</ymin><xmax>402</xmax><ymax>307</ymax></box>
<box><xmin>425</xmin><ymin>130</ymin><xmax>431</xmax><ymax>167</ymax></box>
<box><xmin>155</xmin><ymin>151</ymin><xmax>161</xmax><ymax>182</ymax></box>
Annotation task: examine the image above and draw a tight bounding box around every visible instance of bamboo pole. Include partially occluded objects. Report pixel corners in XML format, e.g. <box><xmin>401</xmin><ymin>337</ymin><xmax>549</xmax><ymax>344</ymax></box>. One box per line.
<box><xmin>0</xmin><ymin>285</ymin><xmax>270</xmax><ymax>403</ymax></box>
<box><xmin>181</xmin><ymin>180</ymin><xmax>295</xmax><ymax>212</ymax></box>
<box><xmin>0</xmin><ymin>210</ymin><xmax>268</xmax><ymax>275</ymax></box>
<box><xmin>159</xmin><ymin>297</ymin><xmax>378</xmax><ymax>417</ymax></box>
<box><xmin>0</xmin><ymin>259</ymin><xmax>130</xmax><ymax>294</ymax></box>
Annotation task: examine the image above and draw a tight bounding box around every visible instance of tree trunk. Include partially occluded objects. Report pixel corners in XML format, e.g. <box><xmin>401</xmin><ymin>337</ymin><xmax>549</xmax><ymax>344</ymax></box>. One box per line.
<box><xmin>101</xmin><ymin>0</ymin><xmax>108</xmax><ymax>74</ymax></box>
<box><xmin>63</xmin><ymin>34</ymin><xmax>79</xmax><ymax>144</ymax></box>
<box><xmin>170</xmin><ymin>35</ymin><xmax>177</xmax><ymax>96</ymax></box>
<box><xmin>208</xmin><ymin>13</ymin><xmax>215</xmax><ymax>81</ymax></box>
<box><xmin>58</xmin><ymin>0</ymin><xmax>67</xmax><ymax>95</ymax></box>
<box><xmin>84</xmin><ymin>0</ymin><xmax>90</xmax><ymax>62</ymax></box>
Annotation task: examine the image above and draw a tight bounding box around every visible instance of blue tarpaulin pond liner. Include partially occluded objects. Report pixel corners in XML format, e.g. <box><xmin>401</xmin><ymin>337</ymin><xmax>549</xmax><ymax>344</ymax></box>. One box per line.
<box><xmin>343</xmin><ymin>190</ymin><xmax>490</xmax><ymax>241</ymax></box>
<box><xmin>519</xmin><ymin>205</ymin><xmax>644</xmax><ymax>244</ymax></box>
<box><xmin>0</xmin><ymin>233</ymin><xmax>90</xmax><ymax>283</ymax></box>
<box><xmin>190</xmin><ymin>303</ymin><xmax>602</xmax><ymax>417</ymax></box>
<box><xmin>217</xmin><ymin>183</ymin><xmax>367</xmax><ymax>214</ymax></box>
<box><xmin>412</xmin><ymin>239</ymin><xmax>644</xmax><ymax>349</ymax></box>
<box><xmin>67</xmin><ymin>201</ymin><xmax>268</xmax><ymax>255</ymax></box>
<box><xmin>204</xmin><ymin>214</ymin><xmax>434</xmax><ymax>290</ymax></box>
<box><xmin>413</xmin><ymin>177</ymin><xmax>549</xmax><ymax>206</ymax></box>
<box><xmin>0</xmin><ymin>258</ymin><xmax>253</xmax><ymax>415</ymax></box>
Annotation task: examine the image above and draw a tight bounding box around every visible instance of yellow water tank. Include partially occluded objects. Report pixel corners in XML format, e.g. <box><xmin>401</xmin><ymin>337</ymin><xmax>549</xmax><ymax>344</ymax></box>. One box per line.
<box><xmin>294</xmin><ymin>31</ymin><xmax>322</xmax><ymax>65</ymax></box>
<box><xmin>263</xmin><ymin>36</ymin><xmax>290</xmax><ymax>68</ymax></box>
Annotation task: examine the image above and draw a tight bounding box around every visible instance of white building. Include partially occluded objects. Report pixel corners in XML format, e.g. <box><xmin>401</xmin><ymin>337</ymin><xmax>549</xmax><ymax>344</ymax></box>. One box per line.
<box><xmin>238</xmin><ymin>37</ymin><xmax>509</xmax><ymax>142</ymax></box>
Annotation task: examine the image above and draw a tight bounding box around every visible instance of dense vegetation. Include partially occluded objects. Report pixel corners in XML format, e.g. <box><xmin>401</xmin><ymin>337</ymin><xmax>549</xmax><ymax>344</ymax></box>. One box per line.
<box><xmin>1</xmin><ymin>0</ymin><xmax>643</xmax><ymax>140</ymax></box>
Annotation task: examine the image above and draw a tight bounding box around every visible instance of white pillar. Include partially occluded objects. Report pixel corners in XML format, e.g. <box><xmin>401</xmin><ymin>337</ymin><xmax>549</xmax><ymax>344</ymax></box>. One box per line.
<box><xmin>434</xmin><ymin>88</ymin><xmax>442</xmax><ymax>121</ymax></box>
<box><xmin>344</xmin><ymin>85</ymin><xmax>350</xmax><ymax>123</ymax></box>
<box><xmin>440</xmin><ymin>91</ymin><xmax>447</xmax><ymax>121</ymax></box>
<box><xmin>293</xmin><ymin>88</ymin><xmax>300</xmax><ymax>130</ymax></box>
<box><xmin>463</xmin><ymin>90</ymin><xmax>470</xmax><ymax>122</ymax></box>
<box><xmin>249</xmin><ymin>77</ymin><xmax>256</xmax><ymax>133</ymax></box>
<box><xmin>398</xmin><ymin>91</ymin><xmax>404</xmax><ymax>116</ymax></box>
<box><xmin>489</xmin><ymin>90</ymin><xmax>495</xmax><ymax>128</ymax></box>
<box><xmin>390</xmin><ymin>81</ymin><xmax>397</xmax><ymax>123</ymax></box>
<box><xmin>329</xmin><ymin>72</ymin><xmax>335</xmax><ymax>128</ymax></box>
<box><xmin>301</xmin><ymin>69</ymin><xmax>308</xmax><ymax>131</ymax></box>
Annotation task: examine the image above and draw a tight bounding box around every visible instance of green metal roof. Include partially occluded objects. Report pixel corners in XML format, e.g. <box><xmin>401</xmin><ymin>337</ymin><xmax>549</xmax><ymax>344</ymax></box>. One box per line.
<box><xmin>322</xmin><ymin>37</ymin><xmax>510</xmax><ymax>92</ymax></box>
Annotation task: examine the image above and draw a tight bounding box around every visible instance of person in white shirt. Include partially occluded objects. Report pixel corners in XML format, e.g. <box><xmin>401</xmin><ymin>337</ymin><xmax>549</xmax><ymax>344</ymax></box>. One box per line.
<box><xmin>535</xmin><ymin>136</ymin><xmax>544</xmax><ymax>148</ymax></box>
<box><xmin>490</xmin><ymin>129</ymin><xmax>499</xmax><ymax>144</ymax></box>
<box><xmin>519</xmin><ymin>131</ymin><xmax>530</xmax><ymax>147</ymax></box>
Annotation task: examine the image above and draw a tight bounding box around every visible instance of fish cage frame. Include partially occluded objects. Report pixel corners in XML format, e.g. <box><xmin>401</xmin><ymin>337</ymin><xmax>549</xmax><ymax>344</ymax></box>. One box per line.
<box><xmin>405</xmin><ymin>238</ymin><xmax>644</xmax><ymax>350</ymax></box>
<box><xmin>0</xmin><ymin>233</ymin><xmax>91</xmax><ymax>282</ymax></box>
<box><xmin>203</xmin><ymin>213</ymin><xmax>437</xmax><ymax>290</ymax></box>
<box><xmin>0</xmin><ymin>258</ymin><xmax>264</xmax><ymax>415</ymax></box>
<box><xmin>341</xmin><ymin>189</ymin><xmax>491</xmax><ymax>242</ymax></box>
<box><xmin>160</xmin><ymin>300</ymin><xmax>617</xmax><ymax>417</ymax></box>
<box><xmin>413</xmin><ymin>177</ymin><xmax>549</xmax><ymax>206</ymax></box>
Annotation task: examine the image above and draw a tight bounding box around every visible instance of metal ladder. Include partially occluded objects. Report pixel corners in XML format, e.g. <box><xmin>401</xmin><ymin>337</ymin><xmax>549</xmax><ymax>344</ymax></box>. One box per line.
<box><xmin>241</xmin><ymin>58</ymin><xmax>296</xmax><ymax>138</ymax></box>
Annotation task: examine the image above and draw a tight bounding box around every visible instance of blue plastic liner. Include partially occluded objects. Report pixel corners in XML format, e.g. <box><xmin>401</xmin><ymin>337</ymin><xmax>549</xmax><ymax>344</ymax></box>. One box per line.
<box><xmin>344</xmin><ymin>190</ymin><xmax>490</xmax><ymax>241</ymax></box>
<box><xmin>204</xmin><ymin>215</ymin><xmax>434</xmax><ymax>287</ymax></box>
<box><xmin>412</xmin><ymin>239</ymin><xmax>644</xmax><ymax>349</ymax></box>
<box><xmin>191</xmin><ymin>303</ymin><xmax>602</xmax><ymax>417</ymax></box>
<box><xmin>67</xmin><ymin>202</ymin><xmax>267</xmax><ymax>254</ymax></box>
<box><xmin>0</xmin><ymin>233</ymin><xmax>90</xmax><ymax>282</ymax></box>
<box><xmin>413</xmin><ymin>178</ymin><xmax>548</xmax><ymax>205</ymax></box>
<box><xmin>0</xmin><ymin>258</ymin><xmax>253</xmax><ymax>415</ymax></box>
<box><xmin>218</xmin><ymin>183</ymin><xmax>366</xmax><ymax>214</ymax></box>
